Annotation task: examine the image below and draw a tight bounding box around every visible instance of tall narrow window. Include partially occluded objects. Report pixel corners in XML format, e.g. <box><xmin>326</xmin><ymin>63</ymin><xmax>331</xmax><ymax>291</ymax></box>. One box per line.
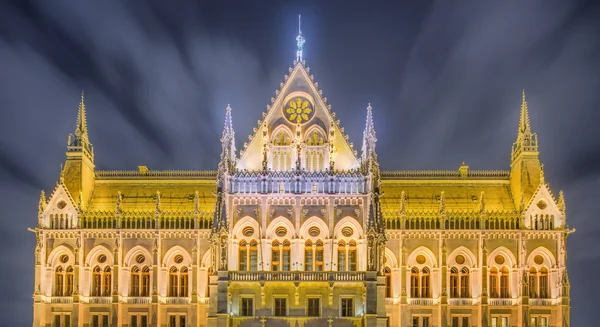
<box><xmin>169</xmin><ymin>266</ymin><xmax>178</xmax><ymax>297</ymax></box>
<box><xmin>348</xmin><ymin>241</ymin><xmax>357</xmax><ymax>271</ymax></box>
<box><xmin>338</xmin><ymin>241</ymin><xmax>346</xmax><ymax>272</ymax></box>
<box><xmin>460</xmin><ymin>267</ymin><xmax>470</xmax><ymax>298</ymax></box>
<box><xmin>55</xmin><ymin>267</ymin><xmax>64</xmax><ymax>296</ymax></box>
<box><xmin>130</xmin><ymin>267</ymin><xmax>140</xmax><ymax>296</ymax></box>
<box><xmin>421</xmin><ymin>267</ymin><xmax>431</xmax><ymax>298</ymax></box>
<box><xmin>92</xmin><ymin>266</ymin><xmax>102</xmax><ymax>296</ymax></box>
<box><xmin>274</xmin><ymin>298</ymin><xmax>287</xmax><ymax>316</ymax></box>
<box><xmin>282</xmin><ymin>240</ymin><xmax>291</xmax><ymax>271</ymax></box>
<box><xmin>490</xmin><ymin>267</ymin><xmax>499</xmax><ymax>298</ymax></box>
<box><xmin>529</xmin><ymin>267</ymin><xmax>537</xmax><ymax>298</ymax></box>
<box><xmin>272</xmin><ymin>240</ymin><xmax>280</xmax><ymax>271</ymax></box>
<box><xmin>411</xmin><ymin>267</ymin><xmax>420</xmax><ymax>298</ymax></box>
<box><xmin>307</xmin><ymin>298</ymin><xmax>320</xmax><ymax>317</ymax></box>
<box><xmin>499</xmin><ymin>267</ymin><xmax>509</xmax><ymax>298</ymax></box>
<box><xmin>249</xmin><ymin>240</ymin><xmax>258</xmax><ymax>271</ymax></box>
<box><xmin>305</xmin><ymin>240</ymin><xmax>314</xmax><ymax>271</ymax></box>
<box><xmin>102</xmin><ymin>266</ymin><xmax>112</xmax><ymax>296</ymax></box>
<box><xmin>539</xmin><ymin>267</ymin><xmax>548</xmax><ymax>298</ymax></box>
<box><xmin>315</xmin><ymin>240</ymin><xmax>324</xmax><ymax>271</ymax></box>
<box><xmin>240</xmin><ymin>298</ymin><xmax>254</xmax><ymax>316</ymax></box>
<box><xmin>450</xmin><ymin>267</ymin><xmax>459</xmax><ymax>298</ymax></box>
<box><xmin>385</xmin><ymin>267</ymin><xmax>392</xmax><ymax>298</ymax></box>
<box><xmin>65</xmin><ymin>266</ymin><xmax>74</xmax><ymax>296</ymax></box>
<box><xmin>141</xmin><ymin>266</ymin><xmax>150</xmax><ymax>296</ymax></box>
<box><xmin>239</xmin><ymin>241</ymin><xmax>248</xmax><ymax>271</ymax></box>
<box><xmin>179</xmin><ymin>267</ymin><xmax>189</xmax><ymax>297</ymax></box>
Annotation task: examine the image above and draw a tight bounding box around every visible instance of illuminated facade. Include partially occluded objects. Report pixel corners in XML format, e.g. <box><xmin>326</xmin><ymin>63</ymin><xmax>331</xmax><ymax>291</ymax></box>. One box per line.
<box><xmin>32</xmin><ymin>27</ymin><xmax>572</xmax><ymax>327</ymax></box>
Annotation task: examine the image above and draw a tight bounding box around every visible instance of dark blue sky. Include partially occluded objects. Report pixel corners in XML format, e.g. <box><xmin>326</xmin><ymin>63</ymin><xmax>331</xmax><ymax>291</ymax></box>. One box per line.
<box><xmin>0</xmin><ymin>0</ymin><xmax>599</xmax><ymax>325</ymax></box>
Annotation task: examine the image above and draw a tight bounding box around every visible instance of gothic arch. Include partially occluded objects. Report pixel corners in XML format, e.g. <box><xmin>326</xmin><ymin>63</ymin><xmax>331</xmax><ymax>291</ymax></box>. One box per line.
<box><xmin>232</xmin><ymin>216</ymin><xmax>261</xmax><ymax>240</ymax></box>
<box><xmin>447</xmin><ymin>246</ymin><xmax>477</xmax><ymax>268</ymax></box>
<box><xmin>47</xmin><ymin>244</ymin><xmax>75</xmax><ymax>267</ymax></box>
<box><xmin>407</xmin><ymin>246</ymin><xmax>437</xmax><ymax>268</ymax></box>
<box><xmin>385</xmin><ymin>247</ymin><xmax>399</xmax><ymax>268</ymax></box>
<box><xmin>298</xmin><ymin>216</ymin><xmax>329</xmax><ymax>240</ymax></box>
<box><xmin>488</xmin><ymin>246</ymin><xmax>517</xmax><ymax>268</ymax></box>
<box><xmin>162</xmin><ymin>245</ymin><xmax>193</xmax><ymax>267</ymax></box>
<box><xmin>527</xmin><ymin>246</ymin><xmax>557</xmax><ymax>268</ymax></box>
<box><xmin>85</xmin><ymin>244</ymin><xmax>114</xmax><ymax>267</ymax></box>
<box><xmin>333</xmin><ymin>216</ymin><xmax>364</xmax><ymax>240</ymax></box>
<box><xmin>266</xmin><ymin>216</ymin><xmax>296</xmax><ymax>239</ymax></box>
<box><xmin>304</xmin><ymin>125</ymin><xmax>327</xmax><ymax>144</ymax></box>
<box><xmin>201</xmin><ymin>249</ymin><xmax>212</xmax><ymax>269</ymax></box>
<box><xmin>123</xmin><ymin>245</ymin><xmax>153</xmax><ymax>267</ymax></box>
<box><xmin>271</xmin><ymin>125</ymin><xmax>293</xmax><ymax>145</ymax></box>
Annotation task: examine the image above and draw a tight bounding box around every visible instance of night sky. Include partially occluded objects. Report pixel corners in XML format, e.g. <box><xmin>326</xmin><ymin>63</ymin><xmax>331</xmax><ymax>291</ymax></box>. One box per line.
<box><xmin>0</xmin><ymin>1</ymin><xmax>599</xmax><ymax>325</ymax></box>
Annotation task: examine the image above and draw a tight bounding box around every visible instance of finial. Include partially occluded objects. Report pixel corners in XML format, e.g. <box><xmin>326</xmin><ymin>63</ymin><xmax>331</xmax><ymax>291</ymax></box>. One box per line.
<box><xmin>519</xmin><ymin>89</ymin><xmax>531</xmax><ymax>134</ymax></box>
<box><xmin>296</xmin><ymin>14</ymin><xmax>306</xmax><ymax>62</ymax></box>
<box><xmin>479</xmin><ymin>191</ymin><xmax>485</xmax><ymax>213</ymax></box>
<box><xmin>558</xmin><ymin>190</ymin><xmax>566</xmax><ymax>213</ymax></box>
<box><xmin>439</xmin><ymin>191</ymin><xmax>446</xmax><ymax>213</ymax></box>
<box><xmin>38</xmin><ymin>190</ymin><xmax>47</xmax><ymax>214</ymax></box>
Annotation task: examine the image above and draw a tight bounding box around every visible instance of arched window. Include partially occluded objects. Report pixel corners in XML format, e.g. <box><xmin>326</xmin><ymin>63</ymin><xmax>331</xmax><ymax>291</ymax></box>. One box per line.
<box><xmin>92</xmin><ymin>266</ymin><xmax>102</xmax><ymax>296</ymax></box>
<box><xmin>348</xmin><ymin>241</ymin><xmax>357</xmax><ymax>271</ymax></box>
<box><xmin>528</xmin><ymin>267</ymin><xmax>537</xmax><ymax>298</ymax></box>
<box><xmin>179</xmin><ymin>267</ymin><xmax>189</xmax><ymax>297</ymax></box>
<box><xmin>500</xmin><ymin>267</ymin><xmax>510</xmax><ymax>298</ymax></box>
<box><xmin>102</xmin><ymin>267</ymin><xmax>112</xmax><ymax>296</ymax></box>
<box><xmin>130</xmin><ymin>267</ymin><xmax>140</xmax><ymax>296</ymax></box>
<box><xmin>240</xmin><ymin>240</ymin><xmax>258</xmax><ymax>271</ymax></box>
<box><xmin>282</xmin><ymin>240</ymin><xmax>291</xmax><ymax>271</ymax></box>
<box><xmin>539</xmin><ymin>267</ymin><xmax>549</xmax><ymax>299</ymax></box>
<box><xmin>421</xmin><ymin>267</ymin><xmax>431</xmax><ymax>298</ymax></box>
<box><xmin>141</xmin><ymin>266</ymin><xmax>150</xmax><ymax>297</ymax></box>
<box><xmin>271</xmin><ymin>240</ymin><xmax>280</xmax><ymax>271</ymax></box>
<box><xmin>410</xmin><ymin>267</ymin><xmax>420</xmax><ymax>298</ymax></box>
<box><xmin>490</xmin><ymin>267</ymin><xmax>499</xmax><ymax>298</ymax></box>
<box><xmin>239</xmin><ymin>240</ymin><xmax>248</xmax><ymax>271</ymax></box>
<box><xmin>337</xmin><ymin>241</ymin><xmax>346</xmax><ymax>272</ymax></box>
<box><xmin>249</xmin><ymin>240</ymin><xmax>258</xmax><ymax>271</ymax></box>
<box><xmin>460</xmin><ymin>267</ymin><xmax>470</xmax><ymax>298</ymax></box>
<box><xmin>385</xmin><ymin>267</ymin><xmax>392</xmax><ymax>298</ymax></box>
<box><xmin>54</xmin><ymin>266</ymin><xmax>64</xmax><ymax>296</ymax></box>
<box><xmin>169</xmin><ymin>266</ymin><xmax>178</xmax><ymax>297</ymax></box>
<box><xmin>65</xmin><ymin>266</ymin><xmax>74</xmax><ymax>296</ymax></box>
<box><xmin>315</xmin><ymin>240</ymin><xmax>324</xmax><ymax>271</ymax></box>
<box><xmin>450</xmin><ymin>267</ymin><xmax>459</xmax><ymax>298</ymax></box>
<box><xmin>305</xmin><ymin>240</ymin><xmax>313</xmax><ymax>271</ymax></box>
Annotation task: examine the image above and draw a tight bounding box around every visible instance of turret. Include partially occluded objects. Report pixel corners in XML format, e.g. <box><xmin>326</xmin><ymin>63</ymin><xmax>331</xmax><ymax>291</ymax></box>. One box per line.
<box><xmin>218</xmin><ymin>104</ymin><xmax>236</xmax><ymax>175</ymax></box>
<box><xmin>510</xmin><ymin>90</ymin><xmax>542</xmax><ymax>210</ymax></box>
<box><xmin>62</xmin><ymin>91</ymin><xmax>95</xmax><ymax>210</ymax></box>
<box><xmin>361</xmin><ymin>103</ymin><xmax>377</xmax><ymax>162</ymax></box>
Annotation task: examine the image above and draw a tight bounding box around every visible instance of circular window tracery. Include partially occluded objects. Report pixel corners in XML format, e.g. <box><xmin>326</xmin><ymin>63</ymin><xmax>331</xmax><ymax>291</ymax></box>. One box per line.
<box><xmin>341</xmin><ymin>226</ymin><xmax>353</xmax><ymax>237</ymax></box>
<box><xmin>455</xmin><ymin>255</ymin><xmax>465</xmax><ymax>265</ymax></box>
<box><xmin>284</xmin><ymin>97</ymin><xmax>314</xmax><ymax>124</ymax></box>
<box><xmin>495</xmin><ymin>255</ymin><xmax>505</xmax><ymax>265</ymax></box>
<box><xmin>174</xmin><ymin>254</ymin><xmax>184</xmax><ymax>264</ymax></box>
<box><xmin>59</xmin><ymin>254</ymin><xmax>69</xmax><ymax>263</ymax></box>
<box><xmin>242</xmin><ymin>226</ymin><xmax>254</xmax><ymax>237</ymax></box>
<box><xmin>276</xmin><ymin>226</ymin><xmax>287</xmax><ymax>237</ymax></box>
<box><xmin>98</xmin><ymin>254</ymin><xmax>107</xmax><ymax>264</ymax></box>
<box><xmin>308</xmin><ymin>226</ymin><xmax>320</xmax><ymax>237</ymax></box>
<box><xmin>416</xmin><ymin>255</ymin><xmax>426</xmax><ymax>265</ymax></box>
<box><xmin>57</xmin><ymin>200</ymin><xmax>67</xmax><ymax>210</ymax></box>
<box><xmin>534</xmin><ymin>255</ymin><xmax>544</xmax><ymax>265</ymax></box>
<box><xmin>537</xmin><ymin>200</ymin><xmax>547</xmax><ymax>210</ymax></box>
<box><xmin>136</xmin><ymin>254</ymin><xmax>145</xmax><ymax>264</ymax></box>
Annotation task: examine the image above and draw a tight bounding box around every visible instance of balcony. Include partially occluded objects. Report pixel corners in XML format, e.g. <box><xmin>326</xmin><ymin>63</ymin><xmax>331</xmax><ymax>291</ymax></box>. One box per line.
<box><xmin>163</xmin><ymin>297</ymin><xmax>191</xmax><ymax>305</ymax></box>
<box><xmin>488</xmin><ymin>298</ymin><xmax>517</xmax><ymax>306</ymax></box>
<box><xmin>126</xmin><ymin>297</ymin><xmax>151</xmax><ymax>304</ymax></box>
<box><xmin>408</xmin><ymin>298</ymin><xmax>437</xmax><ymax>306</ymax></box>
<box><xmin>231</xmin><ymin>316</ymin><xmax>364</xmax><ymax>327</ymax></box>
<box><xmin>229</xmin><ymin>271</ymin><xmax>366</xmax><ymax>282</ymax></box>
<box><xmin>448</xmin><ymin>298</ymin><xmax>478</xmax><ymax>306</ymax></box>
<box><xmin>529</xmin><ymin>298</ymin><xmax>554</xmax><ymax>306</ymax></box>
<box><xmin>88</xmin><ymin>297</ymin><xmax>112</xmax><ymax>304</ymax></box>
<box><xmin>48</xmin><ymin>296</ymin><xmax>73</xmax><ymax>304</ymax></box>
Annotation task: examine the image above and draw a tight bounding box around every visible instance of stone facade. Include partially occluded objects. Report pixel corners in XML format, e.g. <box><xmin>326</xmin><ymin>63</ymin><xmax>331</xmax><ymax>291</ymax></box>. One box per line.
<box><xmin>32</xmin><ymin>58</ymin><xmax>572</xmax><ymax>327</ymax></box>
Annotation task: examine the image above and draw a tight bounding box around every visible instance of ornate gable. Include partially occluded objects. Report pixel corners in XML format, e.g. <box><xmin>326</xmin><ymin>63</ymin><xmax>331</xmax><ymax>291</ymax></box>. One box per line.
<box><xmin>236</xmin><ymin>62</ymin><xmax>359</xmax><ymax>171</ymax></box>
<box><xmin>42</xmin><ymin>181</ymin><xmax>80</xmax><ymax>228</ymax></box>
<box><xmin>522</xmin><ymin>183</ymin><xmax>564</xmax><ymax>230</ymax></box>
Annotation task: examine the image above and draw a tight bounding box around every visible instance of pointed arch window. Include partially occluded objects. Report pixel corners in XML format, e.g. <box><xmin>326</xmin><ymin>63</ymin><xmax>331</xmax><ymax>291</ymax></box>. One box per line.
<box><xmin>490</xmin><ymin>267</ymin><xmax>499</xmax><ymax>298</ymax></box>
<box><xmin>179</xmin><ymin>267</ymin><xmax>189</xmax><ymax>297</ymax></box>
<box><xmin>421</xmin><ymin>267</ymin><xmax>431</xmax><ymax>298</ymax></box>
<box><xmin>410</xmin><ymin>267</ymin><xmax>420</xmax><ymax>298</ymax></box>
<box><xmin>450</xmin><ymin>267</ymin><xmax>459</xmax><ymax>298</ymax></box>
<box><xmin>92</xmin><ymin>266</ymin><xmax>102</xmax><ymax>296</ymax></box>
<box><xmin>539</xmin><ymin>267</ymin><xmax>548</xmax><ymax>298</ymax></box>
<box><xmin>529</xmin><ymin>266</ymin><xmax>549</xmax><ymax>299</ymax></box>
<box><xmin>65</xmin><ymin>266</ymin><xmax>74</xmax><ymax>296</ymax></box>
<box><xmin>130</xmin><ymin>267</ymin><xmax>141</xmax><ymax>296</ymax></box>
<box><xmin>141</xmin><ymin>266</ymin><xmax>150</xmax><ymax>297</ymax></box>
<box><xmin>304</xmin><ymin>240</ymin><xmax>324</xmax><ymax>271</ymax></box>
<box><xmin>385</xmin><ymin>267</ymin><xmax>392</xmax><ymax>298</ymax></box>
<box><xmin>460</xmin><ymin>267</ymin><xmax>470</xmax><ymax>298</ymax></box>
<box><xmin>239</xmin><ymin>240</ymin><xmax>258</xmax><ymax>271</ymax></box>
<box><xmin>102</xmin><ymin>267</ymin><xmax>112</xmax><ymax>296</ymax></box>
<box><xmin>529</xmin><ymin>267</ymin><xmax>538</xmax><ymax>298</ymax></box>
<box><xmin>337</xmin><ymin>240</ymin><xmax>358</xmax><ymax>272</ymax></box>
<box><xmin>54</xmin><ymin>266</ymin><xmax>64</xmax><ymax>296</ymax></box>
<box><xmin>305</xmin><ymin>240</ymin><xmax>313</xmax><ymax>271</ymax></box>
<box><xmin>168</xmin><ymin>266</ymin><xmax>179</xmax><ymax>297</ymax></box>
<box><xmin>450</xmin><ymin>266</ymin><xmax>470</xmax><ymax>298</ymax></box>
<box><xmin>499</xmin><ymin>267</ymin><xmax>510</xmax><ymax>298</ymax></box>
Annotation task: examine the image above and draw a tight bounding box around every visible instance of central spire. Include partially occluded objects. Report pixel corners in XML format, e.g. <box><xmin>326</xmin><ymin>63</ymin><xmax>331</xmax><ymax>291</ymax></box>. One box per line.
<box><xmin>296</xmin><ymin>14</ymin><xmax>305</xmax><ymax>62</ymax></box>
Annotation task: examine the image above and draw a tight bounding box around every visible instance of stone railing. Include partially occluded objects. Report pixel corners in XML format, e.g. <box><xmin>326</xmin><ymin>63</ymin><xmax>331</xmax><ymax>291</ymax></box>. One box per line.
<box><xmin>230</xmin><ymin>316</ymin><xmax>363</xmax><ymax>327</ymax></box>
<box><xmin>408</xmin><ymin>298</ymin><xmax>436</xmax><ymax>306</ymax></box>
<box><xmin>48</xmin><ymin>296</ymin><xmax>73</xmax><ymax>304</ymax></box>
<box><xmin>163</xmin><ymin>297</ymin><xmax>191</xmax><ymax>305</ymax></box>
<box><xmin>88</xmin><ymin>296</ymin><xmax>112</xmax><ymax>304</ymax></box>
<box><xmin>448</xmin><ymin>298</ymin><xmax>478</xmax><ymax>306</ymax></box>
<box><xmin>229</xmin><ymin>271</ymin><xmax>366</xmax><ymax>282</ymax></box>
<box><xmin>488</xmin><ymin>298</ymin><xmax>517</xmax><ymax>306</ymax></box>
<box><xmin>96</xmin><ymin>170</ymin><xmax>216</xmax><ymax>180</ymax></box>
<box><xmin>529</xmin><ymin>298</ymin><xmax>554</xmax><ymax>306</ymax></box>
<box><xmin>381</xmin><ymin>170</ymin><xmax>509</xmax><ymax>180</ymax></box>
<box><xmin>126</xmin><ymin>297</ymin><xmax>151</xmax><ymax>304</ymax></box>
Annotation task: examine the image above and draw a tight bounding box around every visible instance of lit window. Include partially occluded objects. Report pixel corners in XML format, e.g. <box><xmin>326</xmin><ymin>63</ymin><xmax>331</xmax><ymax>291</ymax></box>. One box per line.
<box><xmin>274</xmin><ymin>298</ymin><xmax>287</xmax><ymax>316</ymax></box>
<box><xmin>240</xmin><ymin>297</ymin><xmax>254</xmax><ymax>316</ymax></box>
<box><xmin>340</xmin><ymin>298</ymin><xmax>354</xmax><ymax>317</ymax></box>
<box><xmin>307</xmin><ymin>298</ymin><xmax>320</xmax><ymax>317</ymax></box>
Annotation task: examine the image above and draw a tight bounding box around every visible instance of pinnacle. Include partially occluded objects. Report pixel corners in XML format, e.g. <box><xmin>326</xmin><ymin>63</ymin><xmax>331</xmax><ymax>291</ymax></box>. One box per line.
<box><xmin>519</xmin><ymin>89</ymin><xmax>531</xmax><ymax>134</ymax></box>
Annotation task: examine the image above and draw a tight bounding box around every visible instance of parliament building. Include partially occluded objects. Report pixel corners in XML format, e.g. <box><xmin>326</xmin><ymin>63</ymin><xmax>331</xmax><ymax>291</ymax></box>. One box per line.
<box><xmin>32</xmin><ymin>26</ymin><xmax>573</xmax><ymax>327</ymax></box>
